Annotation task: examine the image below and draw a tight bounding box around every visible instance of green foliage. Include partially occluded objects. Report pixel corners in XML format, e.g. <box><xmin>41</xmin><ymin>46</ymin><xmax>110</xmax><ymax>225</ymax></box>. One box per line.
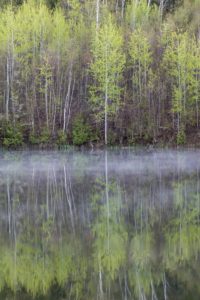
<box><xmin>46</xmin><ymin>0</ymin><xmax>59</xmax><ymax>9</ymax></box>
<box><xmin>1</xmin><ymin>122</ymin><xmax>23</xmax><ymax>148</ymax></box>
<box><xmin>127</xmin><ymin>136</ymin><xmax>136</xmax><ymax>146</ymax></box>
<box><xmin>162</xmin><ymin>29</ymin><xmax>200</xmax><ymax>135</ymax></box>
<box><xmin>72</xmin><ymin>115</ymin><xmax>91</xmax><ymax>146</ymax></box>
<box><xmin>90</xmin><ymin>15</ymin><xmax>125</xmax><ymax>144</ymax></box>
<box><xmin>56</xmin><ymin>129</ymin><xmax>67</xmax><ymax>146</ymax></box>
<box><xmin>129</xmin><ymin>28</ymin><xmax>153</xmax><ymax>135</ymax></box>
<box><xmin>177</xmin><ymin>129</ymin><xmax>186</xmax><ymax>145</ymax></box>
<box><xmin>29</xmin><ymin>131</ymin><xmax>40</xmax><ymax>145</ymax></box>
<box><xmin>0</xmin><ymin>0</ymin><xmax>199</xmax><ymax>147</ymax></box>
<box><xmin>0</xmin><ymin>173</ymin><xmax>200</xmax><ymax>298</ymax></box>
<box><xmin>91</xmin><ymin>179</ymin><xmax>127</xmax><ymax>282</ymax></box>
<box><xmin>126</xmin><ymin>0</ymin><xmax>152</xmax><ymax>29</ymax></box>
<box><xmin>39</xmin><ymin>128</ymin><xmax>51</xmax><ymax>144</ymax></box>
<box><xmin>107</xmin><ymin>129</ymin><xmax>118</xmax><ymax>145</ymax></box>
<box><xmin>90</xmin><ymin>16</ymin><xmax>125</xmax><ymax>117</ymax></box>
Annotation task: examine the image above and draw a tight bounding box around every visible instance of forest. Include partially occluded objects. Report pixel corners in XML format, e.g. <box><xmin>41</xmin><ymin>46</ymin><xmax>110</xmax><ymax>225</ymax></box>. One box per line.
<box><xmin>0</xmin><ymin>0</ymin><xmax>200</xmax><ymax>147</ymax></box>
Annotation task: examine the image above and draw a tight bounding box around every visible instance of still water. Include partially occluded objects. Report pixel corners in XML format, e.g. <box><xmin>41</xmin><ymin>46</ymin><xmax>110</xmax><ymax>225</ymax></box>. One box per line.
<box><xmin>0</xmin><ymin>149</ymin><xmax>200</xmax><ymax>300</ymax></box>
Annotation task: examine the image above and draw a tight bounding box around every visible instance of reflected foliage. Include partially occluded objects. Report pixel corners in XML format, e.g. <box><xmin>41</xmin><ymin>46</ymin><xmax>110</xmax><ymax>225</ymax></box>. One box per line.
<box><xmin>0</xmin><ymin>150</ymin><xmax>200</xmax><ymax>299</ymax></box>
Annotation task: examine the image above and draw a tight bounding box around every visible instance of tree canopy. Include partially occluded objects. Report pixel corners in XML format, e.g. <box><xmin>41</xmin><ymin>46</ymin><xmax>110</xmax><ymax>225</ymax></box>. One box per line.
<box><xmin>0</xmin><ymin>0</ymin><xmax>199</xmax><ymax>147</ymax></box>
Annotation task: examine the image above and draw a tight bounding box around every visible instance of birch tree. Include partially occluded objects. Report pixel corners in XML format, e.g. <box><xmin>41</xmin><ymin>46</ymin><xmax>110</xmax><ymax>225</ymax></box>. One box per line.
<box><xmin>162</xmin><ymin>29</ymin><xmax>199</xmax><ymax>143</ymax></box>
<box><xmin>129</xmin><ymin>28</ymin><xmax>153</xmax><ymax>137</ymax></box>
<box><xmin>0</xmin><ymin>6</ymin><xmax>15</xmax><ymax>122</ymax></box>
<box><xmin>90</xmin><ymin>15</ymin><xmax>125</xmax><ymax>145</ymax></box>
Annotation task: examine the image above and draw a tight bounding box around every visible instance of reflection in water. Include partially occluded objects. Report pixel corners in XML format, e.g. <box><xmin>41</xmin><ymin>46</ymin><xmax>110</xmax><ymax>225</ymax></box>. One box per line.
<box><xmin>0</xmin><ymin>149</ymin><xmax>200</xmax><ymax>299</ymax></box>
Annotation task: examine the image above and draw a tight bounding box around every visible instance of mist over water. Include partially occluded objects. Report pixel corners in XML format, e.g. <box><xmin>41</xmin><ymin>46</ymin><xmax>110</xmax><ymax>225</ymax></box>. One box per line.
<box><xmin>0</xmin><ymin>148</ymin><xmax>200</xmax><ymax>174</ymax></box>
<box><xmin>0</xmin><ymin>149</ymin><xmax>200</xmax><ymax>300</ymax></box>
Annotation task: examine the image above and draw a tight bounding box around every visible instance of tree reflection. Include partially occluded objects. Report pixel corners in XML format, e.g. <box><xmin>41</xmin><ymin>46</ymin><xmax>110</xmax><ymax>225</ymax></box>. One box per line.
<box><xmin>0</xmin><ymin>152</ymin><xmax>200</xmax><ymax>299</ymax></box>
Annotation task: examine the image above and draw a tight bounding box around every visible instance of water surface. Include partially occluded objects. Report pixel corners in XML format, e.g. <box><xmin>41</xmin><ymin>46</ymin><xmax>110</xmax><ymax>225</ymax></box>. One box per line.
<box><xmin>0</xmin><ymin>149</ymin><xmax>200</xmax><ymax>300</ymax></box>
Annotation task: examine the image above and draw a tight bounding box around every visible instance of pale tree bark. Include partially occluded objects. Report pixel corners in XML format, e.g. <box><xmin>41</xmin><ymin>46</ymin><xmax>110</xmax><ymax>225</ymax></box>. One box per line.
<box><xmin>7</xmin><ymin>176</ymin><xmax>12</xmax><ymax>235</ymax></box>
<box><xmin>105</xmin><ymin>85</ymin><xmax>108</xmax><ymax>146</ymax></box>
<box><xmin>105</xmin><ymin>43</ymin><xmax>108</xmax><ymax>145</ymax></box>
<box><xmin>121</xmin><ymin>0</ymin><xmax>125</xmax><ymax>19</ymax></box>
<box><xmin>148</xmin><ymin>0</ymin><xmax>151</xmax><ymax>7</ymax></box>
<box><xmin>11</xmin><ymin>28</ymin><xmax>15</xmax><ymax>124</ymax></box>
<box><xmin>159</xmin><ymin>0</ymin><xmax>165</xmax><ymax>21</ymax></box>
<box><xmin>98</xmin><ymin>256</ymin><xmax>103</xmax><ymax>298</ymax></box>
<box><xmin>105</xmin><ymin>150</ymin><xmax>110</xmax><ymax>256</ymax></box>
<box><xmin>151</xmin><ymin>280</ymin><xmax>158</xmax><ymax>300</ymax></box>
<box><xmin>63</xmin><ymin>165</ymin><xmax>75</xmax><ymax>231</ymax></box>
<box><xmin>63</xmin><ymin>64</ymin><xmax>73</xmax><ymax>133</ymax></box>
<box><xmin>163</xmin><ymin>273</ymin><xmax>168</xmax><ymax>300</ymax></box>
<box><xmin>66</xmin><ymin>78</ymin><xmax>75</xmax><ymax>131</ymax></box>
<box><xmin>45</xmin><ymin>74</ymin><xmax>49</xmax><ymax>129</ymax></box>
<box><xmin>96</xmin><ymin>0</ymin><xmax>100</xmax><ymax>30</ymax></box>
<box><xmin>6</xmin><ymin>55</ymin><xmax>10</xmax><ymax>121</ymax></box>
<box><xmin>46</xmin><ymin>169</ymin><xmax>50</xmax><ymax>219</ymax></box>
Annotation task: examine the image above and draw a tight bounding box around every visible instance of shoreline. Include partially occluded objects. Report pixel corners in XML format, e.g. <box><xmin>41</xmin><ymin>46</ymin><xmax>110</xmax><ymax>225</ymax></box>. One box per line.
<box><xmin>1</xmin><ymin>141</ymin><xmax>200</xmax><ymax>151</ymax></box>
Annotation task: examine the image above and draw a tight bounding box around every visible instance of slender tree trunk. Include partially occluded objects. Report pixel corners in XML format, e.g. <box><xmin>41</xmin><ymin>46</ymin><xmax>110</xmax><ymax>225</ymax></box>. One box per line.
<box><xmin>195</xmin><ymin>73</ymin><xmax>199</xmax><ymax>127</ymax></box>
<box><xmin>11</xmin><ymin>29</ymin><xmax>15</xmax><ymax>124</ymax></box>
<box><xmin>7</xmin><ymin>176</ymin><xmax>11</xmax><ymax>235</ymax></box>
<box><xmin>98</xmin><ymin>257</ymin><xmax>103</xmax><ymax>297</ymax></box>
<box><xmin>63</xmin><ymin>65</ymin><xmax>72</xmax><ymax>133</ymax></box>
<box><xmin>105</xmin><ymin>88</ymin><xmax>108</xmax><ymax>146</ymax></box>
<box><xmin>148</xmin><ymin>0</ymin><xmax>151</xmax><ymax>7</ymax></box>
<box><xmin>159</xmin><ymin>0</ymin><xmax>164</xmax><ymax>21</ymax></box>
<box><xmin>105</xmin><ymin>43</ymin><xmax>108</xmax><ymax>146</ymax></box>
<box><xmin>63</xmin><ymin>165</ymin><xmax>75</xmax><ymax>231</ymax></box>
<box><xmin>105</xmin><ymin>150</ymin><xmax>110</xmax><ymax>253</ymax></box>
<box><xmin>6</xmin><ymin>55</ymin><xmax>10</xmax><ymax>121</ymax></box>
<box><xmin>121</xmin><ymin>0</ymin><xmax>125</xmax><ymax>19</ymax></box>
<box><xmin>66</xmin><ymin>77</ymin><xmax>75</xmax><ymax>131</ymax></box>
<box><xmin>46</xmin><ymin>169</ymin><xmax>49</xmax><ymax>219</ymax></box>
<box><xmin>96</xmin><ymin>0</ymin><xmax>100</xmax><ymax>30</ymax></box>
<box><xmin>45</xmin><ymin>75</ymin><xmax>49</xmax><ymax>129</ymax></box>
<box><xmin>163</xmin><ymin>273</ymin><xmax>167</xmax><ymax>300</ymax></box>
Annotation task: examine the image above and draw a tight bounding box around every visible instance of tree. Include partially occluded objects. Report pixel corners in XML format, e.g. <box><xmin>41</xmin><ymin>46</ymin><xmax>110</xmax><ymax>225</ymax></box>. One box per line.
<box><xmin>162</xmin><ymin>29</ymin><xmax>200</xmax><ymax>143</ymax></box>
<box><xmin>125</xmin><ymin>0</ymin><xmax>151</xmax><ymax>30</ymax></box>
<box><xmin>90</xmin><ymin>15</ymin><xmax>125</xmax><ymax>145</ymax></box>
<box><xmin>129</xmin><ymin>28</ymin><xmax>153</xmax><ymax>138</ymax></box>
<box><xmin>0</xmin><ymin>6</ymin><xmax>16</xmax><ymax>122</ymax></box>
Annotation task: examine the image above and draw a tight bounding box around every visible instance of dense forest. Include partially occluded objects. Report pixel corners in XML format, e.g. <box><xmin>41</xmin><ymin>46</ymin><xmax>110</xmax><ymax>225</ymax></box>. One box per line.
<box><xmin>0</xmin><ymin>0</ymin><xmax>200</xmax><ymax>147</ymax></box>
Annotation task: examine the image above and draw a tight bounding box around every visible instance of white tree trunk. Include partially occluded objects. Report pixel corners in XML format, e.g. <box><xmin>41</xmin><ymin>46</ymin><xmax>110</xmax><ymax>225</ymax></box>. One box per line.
<box><xmin>96</xmin><ymin>0</ymin><xmax>100</xmax><ymax>30</ymax></box>
<box><xmin>45</xmin><ymin>75</ymin><xmax>49</xmax><ymax>129</ymax></box>
<box><xmin>6</xmin><ymin>56</ymin><xmax>10</xmax><ymax>121</ymax></box>
<box><xmin>105</xmin><ymin>89</ymin><xmax>108</xmax><ymax>146</ymax></box>
<box><xmin>63</xmin><ymin>65</ymin><xmax>73</xmax><ymax>133</ymax></box>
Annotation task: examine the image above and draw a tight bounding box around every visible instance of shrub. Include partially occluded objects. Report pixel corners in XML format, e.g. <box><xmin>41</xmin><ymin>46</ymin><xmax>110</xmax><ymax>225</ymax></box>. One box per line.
<box><xmin>72</xmin><ymin>115</ymin><xmax>91</xmax><ymax>146</ymax></box>
<box><xmin>177</xmin><ymin>129</ymin><xmax>186</xmax><ymax>145</ymax></box>
<box><xmin>1</xmin><ymin>122</ymin><xmax>23</xmax><ymax>148</ymax></box>
<box><xmin>39</xmin><ymin>128</ymin><xmax>51</xmax><ymax>144</ymax></box>
<box><xmin>108</xmin><ymin>129</ymin><xmax>117</xmax><ymax>145</ymax></box>
<box><xmin>56</xmin><ymin>129</ymin><xmax>67</xmax><ymax>146</ymax></box>
<box><xmin>29</xmin><ymin>131</ymin><xmax>40</xmax><ymax>145</ymax></box>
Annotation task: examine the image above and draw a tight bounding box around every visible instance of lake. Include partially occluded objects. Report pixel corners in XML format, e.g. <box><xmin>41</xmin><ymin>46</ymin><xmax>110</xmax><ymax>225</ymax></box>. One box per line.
<box><xmin>0</xmin><ymin>149</ymin><xmax>200</xmax><ymax>300</ymax></box>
